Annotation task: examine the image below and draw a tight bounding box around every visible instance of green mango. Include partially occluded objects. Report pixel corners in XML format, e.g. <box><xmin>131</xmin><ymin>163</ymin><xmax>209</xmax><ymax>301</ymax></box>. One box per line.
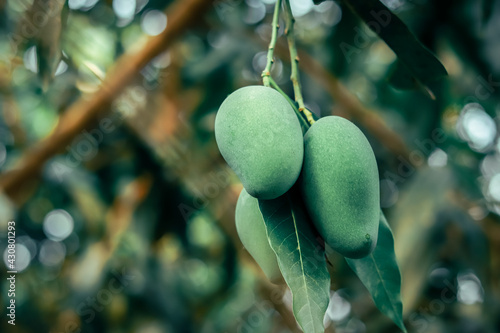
<box><xmin>300</xmin><ymin>116</ymin><xmax>380</xmax><ymax>259</ymax></box>
<box><xmin>215</xmin><ymin>86</ymin><xmax>303</xmax><ymax>200</ymax></box>
<box><xmin>235</xmin><ymin>188</ymin><xmax>281</xmax><ymax>282</ymax></box>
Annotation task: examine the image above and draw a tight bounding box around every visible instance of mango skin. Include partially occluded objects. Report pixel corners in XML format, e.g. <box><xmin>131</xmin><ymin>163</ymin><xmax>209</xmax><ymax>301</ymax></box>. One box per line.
<box><xmin>235</xmin><ymin>188</ymin><xmax>281</xmax><ymax>282</ymax></box>
<box><xmin>215</xmin><ymin>86</ymin><xmax>303</xmax><ymax>200</ymax></box>
<box><xmin>300</xmin><ymin>116</ymin><xmax>380</xmax><ymax>259</ymax></box>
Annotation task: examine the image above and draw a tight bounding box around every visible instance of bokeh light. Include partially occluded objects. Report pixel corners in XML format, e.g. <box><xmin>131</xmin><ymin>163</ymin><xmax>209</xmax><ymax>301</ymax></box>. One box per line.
<box><xmin>141</xmin><ymin>10</ymin><xmax>168</xmax><ymax>36</ymax></box>
<box><xmin>290</xmin><ymin>0</ymin><xmax>314</xmax><ymax>17</ymax></box>
<box><xmin>38</xmin><ymin>240</ymin><xmax>66</xmax><ymax>267</ymax></box>
<box><xmin>480</xmin><ymin>154</ymin><xmax>500</xmax><ymax>177</ymax></box>
<box><xmin>55</xmin><ymin>61</ymin><xmax>69</xmax><ymax>76</ymax></box>
<box><xmin>68</xmin><ymin>0</ymin><xmax>99</xmax><ymax>11</ymax></box>
<box><xmin>113</xmin><ymin>0</ymin><xmax>136</xmax><ymax>20</ymax></box>
<box><xmin>380</xmin><ymin>178</ymin><xmax>399</xmax><ymax>208</ymax></box>
<box><xmin>428</xmin><ymin>148</ymin><xmax>448</xmax><ymax>168</ymax></box>
<box><xmin>316</xmin><ymin>1</ymin><xmax>342</xmax><ymax>27</ymax></box>
<box><xmin>3</xmin><ymin>243</ymin><xmax>31</xmax><ymax>272</ymax></box>
<box><xmin>23</xmin><ymin>46</ymin><xmax>37</xmax><ymax>74</ymax></box>
<box><xmin>43</xmin><ymin>209</ymin><xmax>74</xmax><ymax>241</ymax></box>
<box><xmin>457</xmin><ymin>103</ymin><xmax>497</xmax><ymax>152</ymax></box>
<box><xmin>244</xmin><ymin>0</ymin><xmax>266</xmax><ymax>24</ymax></box>
<box><xmin>457</xmin><ymin>271</ymin><xmax>484</xmax><ymax>305</ymax></box>
<box><xmin>326</xmin><ymin>291</ymin><xmax>351</xmax><ymax>322</ymax></box>
<box><xmin>1</xmin><ymin>0</ymin><xmax>500</xmax><ymax>332</ymax></box>
<box><xmin>17</xmin><ymin>235</ymin><xmax>38</xmax><ymax>260</ymax></box>
<box><xmin>488</xmin><ymin>173</ymin><xmax>500</xmax><ymax>202</ymax></box>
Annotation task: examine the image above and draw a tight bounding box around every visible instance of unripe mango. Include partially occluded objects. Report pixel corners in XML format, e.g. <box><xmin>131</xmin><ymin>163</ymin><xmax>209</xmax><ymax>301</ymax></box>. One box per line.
<box><xmin>215</xmin><ymin>86</ymin><xmax>303</xmax><ymax>200</ymax></box>
<box><xmin>235</xmin><ymin>188</ymin><xmax>281</xmax><ymax>282</ymax></box>
<box><xmin>300</xmin><ymin>116</ymin><xmax>380</xmax><ymax>259</ymax></box>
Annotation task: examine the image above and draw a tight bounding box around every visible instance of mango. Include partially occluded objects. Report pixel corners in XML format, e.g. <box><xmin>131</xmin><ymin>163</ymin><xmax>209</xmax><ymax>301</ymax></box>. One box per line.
<box><xmin>235</xmin><ymin>188</ymin><xmax>281</xmax><ymax>282</ymax></box>
<box><xmin>300</xmin><ymin>116</ymin><xmax>380</xmax><ymax>258</ymax></box>
<box><xmin>215</xmin><ymin>86</ymin><xmax>303</xmax><ymax>200</ymax></box>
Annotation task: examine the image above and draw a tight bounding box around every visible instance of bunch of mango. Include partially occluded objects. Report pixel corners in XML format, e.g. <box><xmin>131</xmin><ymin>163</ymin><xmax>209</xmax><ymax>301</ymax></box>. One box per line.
<box><xmin>215</xmin><ymin>86</ymin><xmax>380</xmax><ymax>278</ymax></box>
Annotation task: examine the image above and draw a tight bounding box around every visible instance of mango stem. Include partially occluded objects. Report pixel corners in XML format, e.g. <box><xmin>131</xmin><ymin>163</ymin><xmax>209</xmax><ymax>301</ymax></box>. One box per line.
<box><xmin>262</xmin><ymin>0</ymin><xmax>282</xmax><ymax>87</ymax></box>
<box><xmin>283</xmin><ymin>0</ymin><xmax>315</xmax><ymax>126</ymax></box>
<box><xmin>269</xmin><ymin>77</ymin><xmax>310</xmax><ymax>130</ymax></box>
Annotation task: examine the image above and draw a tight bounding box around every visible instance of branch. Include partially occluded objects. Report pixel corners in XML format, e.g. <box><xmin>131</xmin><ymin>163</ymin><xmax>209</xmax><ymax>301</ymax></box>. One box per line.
<box><xmin>252</xmin><ymin>32</ymin><xmax>410</xmax><ymax>158</ymax></box>
<box><xmin>0</xmin><ymin>0</ymin><xmax>214</xmax><ymax>200</ymax></box>
<box><xmin>262</xmin><ymin>0</ymin><xmax>281</xmax><ymax>87</ymax></box>
<box><xmin>283</xmin><ymin>0</ymin><xmax>315</xmax><ymax>126</ymax></box>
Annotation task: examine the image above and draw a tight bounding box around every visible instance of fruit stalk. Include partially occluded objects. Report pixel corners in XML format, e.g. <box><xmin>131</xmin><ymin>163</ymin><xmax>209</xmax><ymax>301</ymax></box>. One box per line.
<box><xmin>283</xmin><ymin>0</ymin><xmax>315</xmax><ymax>125</ymax></box>
<box><xmin>268</xmin><ymin>76</ymin><xmax>310</xmax><ymax>130</ymax></box>
<box><xmin>262</xmin><ymin>0</ymin><xmax>282</xmax><ymax>87</ymax></box>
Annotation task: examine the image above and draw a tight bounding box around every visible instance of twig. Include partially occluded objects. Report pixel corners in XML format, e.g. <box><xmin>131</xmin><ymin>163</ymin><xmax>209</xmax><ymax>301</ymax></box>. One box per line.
<box><xmin>283</xmin><ymin>0</ymin><xmax>315</xmax><ymax>125</ymax></box>
<box><xmin>262</xmin><ymin>0</ymin><xmax>281</xmax><ymax>87</ymax></box>
<box><xmin>0</xmin><ymin>0</ymin><xmax>214</xmax><ymax>201</ymax></box>
<box><xmin>261</xmin><ymin>1</ymin><xmax>310</xmax><ymax>131</ymax></box>
<box><xmin>251</xmin><ymin>31</ymin><xmax>410</xmax><ymax>158</ymax></box>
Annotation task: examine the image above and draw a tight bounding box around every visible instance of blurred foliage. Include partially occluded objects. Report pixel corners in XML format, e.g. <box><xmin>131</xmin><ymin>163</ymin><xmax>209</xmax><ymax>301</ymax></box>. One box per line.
<box><xmin>0</xmin><ymin>0</ymin><xmax>499</xmax><ymax>332</ymax></box>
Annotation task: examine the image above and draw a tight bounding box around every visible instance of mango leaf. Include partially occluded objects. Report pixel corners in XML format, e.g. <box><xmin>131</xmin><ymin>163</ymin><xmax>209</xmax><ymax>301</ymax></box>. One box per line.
<box><xmin>388</xmin><ymin>60</ymin><xmax>436</xmax><ymax>99</ymax></box>
<box><xmin>482</xmin><ymin>0</ymin><xmax>494</xmax><ymax>26</ymax></box>
<box><xmin>388</xmin><ymin>60</ymin><xmax>415</xmax><ymax>90</ymax></box>
<box><xmin>259</xmin><ymin>191</ymin><xmax>330</xmax><ymax>333</ymax></box>
<box><xmin>346</xmin><ymin>212</ymin><xmax>407</xmax><ymax>333</ymax></box>
<box><xmin>341</xmin><ymin>0</ymin><xmax>447</xmax><ymax>89</ymax></box>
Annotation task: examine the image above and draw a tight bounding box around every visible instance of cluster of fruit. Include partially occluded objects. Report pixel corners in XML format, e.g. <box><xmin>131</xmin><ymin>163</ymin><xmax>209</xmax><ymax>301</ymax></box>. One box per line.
<box><xmin>215</xmin><ymin>85</ymin><xmax>380</xmax><ymax>280</ymax></box>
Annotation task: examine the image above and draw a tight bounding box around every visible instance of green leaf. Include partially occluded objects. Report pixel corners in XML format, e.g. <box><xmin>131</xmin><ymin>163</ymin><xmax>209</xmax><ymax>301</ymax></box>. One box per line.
<box><xmin>482</xmin><ymin>0</ymin><xmax>494</xmax><ymax>26</ymax></box>
<box><xmin>346</xmin><ymin>212</ymin><xmax>407</xmax><ymax>333</ymax></box>
<box><xmin>341</xmin><ymin>0</ymin><xmax>447</xmax><ymax>88</ymax></box>
<box><xmin>388</xmin><ymin>60</ymin><xmax>415</xmax><ymax>90</ymax></box>
<box><xmin>259</xmin><ymin>191</ymin><xmax>330</xmax><ymax>333</ymax></box>
<box><xmin>388</xmin><ymin>60</ymin><xmax>436</xmax><ymax>99</ymax></box>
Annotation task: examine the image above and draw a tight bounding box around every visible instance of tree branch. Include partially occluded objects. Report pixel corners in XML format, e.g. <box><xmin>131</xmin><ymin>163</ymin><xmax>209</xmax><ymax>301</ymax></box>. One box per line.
<box><xmin>262</xmin><ymin>0</ymin><xmax>281</xmax><ymax>87</ymax></box>
<box><xmin>0</xmin><ymin>0</ymin><xmax>214</xmax><ymax>200</ymax></box>
<box><xmin>283</xmin><ymin>0</ymin><xmax>315</xmax><ymax>125</ymax></box>
<box><xmin>252</xmin><ymin>32</ymin><xmax>410</xmax><ymax>158</ymax></box>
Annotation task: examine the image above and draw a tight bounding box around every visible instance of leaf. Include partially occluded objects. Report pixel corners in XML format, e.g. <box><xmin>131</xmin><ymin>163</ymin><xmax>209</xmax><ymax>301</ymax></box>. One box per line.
<box><xmin>482</xmin><ymin>0</ymin><xmax>494</xmax><ymax>26</ymax></box>
<box><xmin>388</xmin><ymin>60</ymin><xmax>436</xmax><ymax>99</ymax></box>
<box><xmin>341</xmin><ymin>0</ymin><xmax>447</xmax><ymax>88</ymax></box>
<box><xmin>388</xmin><ymin>60</ymin><xmax>415</xmax><ymax>90</ymax></box>
<box><xmin>346</xmin><ymin>211</ymin><xmax>407</xmax><ymax>333</ymax></box>
<box><xmin>259</xmin><ymin>191</ymin><xmax>330</xmax><ymax>333</ymax></box>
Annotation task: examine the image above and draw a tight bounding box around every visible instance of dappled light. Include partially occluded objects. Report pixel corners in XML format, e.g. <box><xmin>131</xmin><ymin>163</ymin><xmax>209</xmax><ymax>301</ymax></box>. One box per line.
<box><xmin>0</xmin><ymin>0</ymin><xmax>499</xmax><ymax>332</ymax></box>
